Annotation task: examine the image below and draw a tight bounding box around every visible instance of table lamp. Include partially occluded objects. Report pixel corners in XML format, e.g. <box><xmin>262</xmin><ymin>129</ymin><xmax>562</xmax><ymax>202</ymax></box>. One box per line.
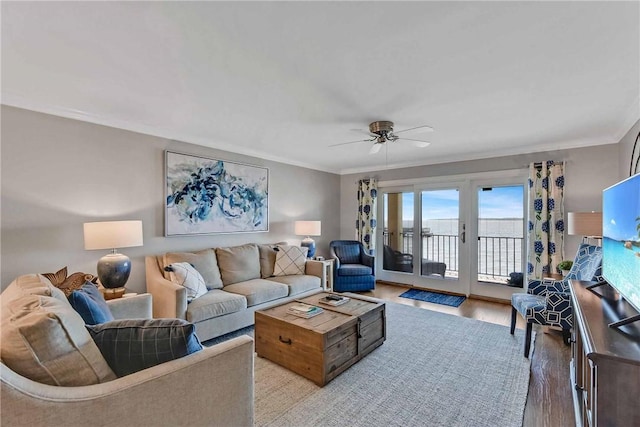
<box><xmin>568</xmin><ymin>212</ymin><xmax>602</xmax><ymax>245</ymax></box>
<box><xmin>83</xmin><ymin>220</ymin><xmax>143</xmax><ymax>298</ymax></box>
<box><xmin>295</xmin><ymin>220</ymin><xmax>321</xmax><ymax>258</ymax></box>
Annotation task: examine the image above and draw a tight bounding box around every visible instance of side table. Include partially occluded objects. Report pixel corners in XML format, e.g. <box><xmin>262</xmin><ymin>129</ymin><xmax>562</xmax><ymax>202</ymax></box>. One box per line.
<box><xmin>105</xmin><ymin>292</ymin><xmax>153</xmax><ymax>319</ymax></box>
<box><xmin>317</xmin><ymin>259</ymin><xmax>334</xmax><ymax>291</ymax></box>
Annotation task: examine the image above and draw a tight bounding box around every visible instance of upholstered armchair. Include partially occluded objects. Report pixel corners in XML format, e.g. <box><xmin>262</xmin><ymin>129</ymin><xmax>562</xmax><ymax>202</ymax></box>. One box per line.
<box><xmin>330</xmin><ymin>240</ymin><xmax>376</xmax><ymax>292</ymax></box>
<box><xmin>510</xmin><ymin>243</ymin><xmax>603</xmax><ymax>357</ymax></box>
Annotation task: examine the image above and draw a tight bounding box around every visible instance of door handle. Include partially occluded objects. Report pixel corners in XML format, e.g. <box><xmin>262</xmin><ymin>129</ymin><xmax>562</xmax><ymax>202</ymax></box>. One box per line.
<box><xmin>460</xmin><ymin>223</ymin><xmax>466</xmax><ymax>243</ymax></box>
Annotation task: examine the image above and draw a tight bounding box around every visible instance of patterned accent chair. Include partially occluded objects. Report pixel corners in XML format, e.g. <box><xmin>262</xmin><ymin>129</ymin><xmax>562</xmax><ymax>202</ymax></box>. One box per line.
<box><xmin>330</xmin><ymin>240</ymin><xmax>376</xmax><ymax>292</ymax></box>
<box><xmin>510</xmin><ymin>243</ymin><xmax>603</xmax><ymax>358</ymax></box>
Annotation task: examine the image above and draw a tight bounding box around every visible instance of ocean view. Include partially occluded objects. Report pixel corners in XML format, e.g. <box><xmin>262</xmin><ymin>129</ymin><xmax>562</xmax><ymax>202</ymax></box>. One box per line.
<box><xmin>387</xmin><ymin>218</ymin><xmax>525</xmax><ymax>279</ymax></box>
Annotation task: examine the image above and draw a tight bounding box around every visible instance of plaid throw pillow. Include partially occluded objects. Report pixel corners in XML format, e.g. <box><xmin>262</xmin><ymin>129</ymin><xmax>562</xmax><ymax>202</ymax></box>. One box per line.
<box><xmin>273</xmin><ymin>245</ymin><xmax>308</xmax><ymax>276</ymax></box>
<box><xmin>87</xmin><ymin>318</ymin><xmax>203</xmax><ymax>377</ymax></box>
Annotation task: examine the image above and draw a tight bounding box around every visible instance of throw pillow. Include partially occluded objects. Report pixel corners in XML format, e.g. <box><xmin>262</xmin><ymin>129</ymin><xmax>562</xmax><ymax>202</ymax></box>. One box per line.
<box><xmin>163</xmin><ymin>249</ymin><xmax>223</xmax><ymax>290</ymax></box>
<box><xmin>68</xmin><ymin>282</ymin><xmax>115</xmax><ymax>325</ymax></box>
<box><xmin>86</xmin><ymin>318</ymin><xmax>203</xmax><ymax>377</ymax></box>
<box><xmin>258</xmin><ymin>242</ymin><xmax>289</xmax><ymax>278</ymax></box>
<box><xmin>42</xmin><ymin>266</ymin><xmax>97</xmax><ymax>297</ymax></box>
<box><xmin>0</xmin><ymin>294</ymin><xmax>116</xmax><ymax>386</ymax></box>
<box><xmin>165</xmin><ymin>262</ymin><xmax>208</xmax><ymax>301</ymax></box>
<box><xmin>273</xmin><ymin>245</ymin><xmax>308</xmax><ymax>276</ymax></box>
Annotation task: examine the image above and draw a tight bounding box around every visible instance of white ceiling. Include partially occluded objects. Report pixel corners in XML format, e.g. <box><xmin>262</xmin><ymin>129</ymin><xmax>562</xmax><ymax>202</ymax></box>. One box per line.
<box><xmin>2</xmin><ymin>1</ymin><xmax>639</xmax><ymax>175</ymax></box>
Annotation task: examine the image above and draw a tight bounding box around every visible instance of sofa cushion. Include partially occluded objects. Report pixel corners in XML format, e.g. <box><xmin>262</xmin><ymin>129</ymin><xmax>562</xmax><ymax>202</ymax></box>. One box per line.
<box><xmin>216</xmin><ymin>244</ymin><xmax>261</xmax><ymax>285</ymax></box>
<box><xmin>87</xmin><ymin>318</ymin><xmax>203</xmax><ymax>377</ymax></box>
<box><xmin>337</xmin><ymin>264</ymin><xmax>373</xmax><ymax>276</ymax></box>
<box><xmin>164</xmin><ymin>249</ymin><xmax>223</xmax><ymax>290</ymax></box>
<box><xmin>186</xmin><ymin>289</ymin><xmax>248</xmax><ymax>323</ymax></box>
<box><xmin>165</xmin><ymin>262</ymin><xmax>208</xmax><ymax>302</ymax></box>
<box><xmin>0</xmin><ymin>293</ymin><xmax>116</xmax><ymax>386</ymax></box>
<box><xmin>258</xmin><ymin>244</ymin><xmax>278</xmax><ymax>278</ymax></box>
<box><xmin>267</xmin><ymin>275</ymin><xmax>321</xmax><ymax>296</ymax></box>
<box><xmin>68</xmin><ymin>282</ymin><xmax>115</xmax><ymax>325</ymax></box>
<box><xmin>273</xmin><ymin>245</ymin><xmax>308</xmax><ymax>276</ymax></box>
<box><xmin>223</xmin><ymin>279</ymin><xmax>288</xmax><ymax>307</ymax></box>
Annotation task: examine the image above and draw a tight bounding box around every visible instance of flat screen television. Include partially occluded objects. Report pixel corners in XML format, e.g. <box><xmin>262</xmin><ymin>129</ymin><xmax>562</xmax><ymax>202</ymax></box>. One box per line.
<box><xmin>602</xmin><ymin>173</ymin><xmax>640</xmax><ymax>316</ymax></box>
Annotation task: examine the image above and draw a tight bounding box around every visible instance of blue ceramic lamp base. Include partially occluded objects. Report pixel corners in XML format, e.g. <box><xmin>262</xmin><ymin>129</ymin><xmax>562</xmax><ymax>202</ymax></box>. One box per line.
<box><xmin>300</xmin><ymin>237</ymin><xmax>316</xmax><ymax>258</ymax></box>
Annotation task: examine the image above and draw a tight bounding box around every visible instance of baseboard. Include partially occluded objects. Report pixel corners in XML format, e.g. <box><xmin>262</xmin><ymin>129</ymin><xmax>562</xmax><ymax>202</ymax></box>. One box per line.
<box><xmin>469</xmin><ymin>294</ymin><xmax>511</xmax><ymax>305</ymax></box>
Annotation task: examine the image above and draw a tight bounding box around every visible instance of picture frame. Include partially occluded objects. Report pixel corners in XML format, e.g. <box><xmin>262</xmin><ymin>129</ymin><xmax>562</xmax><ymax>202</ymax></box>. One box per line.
<box><xmin>165</xmin><ymin>151</ymin><xmax>269</xmax><ymax>236</ymax></box>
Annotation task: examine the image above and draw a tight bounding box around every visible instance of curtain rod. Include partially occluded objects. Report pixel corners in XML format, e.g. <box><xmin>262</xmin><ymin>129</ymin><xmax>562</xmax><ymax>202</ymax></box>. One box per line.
<box><xmin>533</xmin><ymin>160</ymin><xmax>564</xmax><ymax>170</ymax></box>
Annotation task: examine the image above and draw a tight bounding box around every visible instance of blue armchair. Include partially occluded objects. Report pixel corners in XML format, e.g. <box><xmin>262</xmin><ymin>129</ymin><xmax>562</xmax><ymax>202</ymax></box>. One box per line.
<box><xmin>510</xmin><ymin>243</ymin><xmax>603</xmax><ymax>357</ymax></box>
<box><xmin>330</xmin><ymin>240</ymin><xmax>376</xmax><ymax>292</ymax></box>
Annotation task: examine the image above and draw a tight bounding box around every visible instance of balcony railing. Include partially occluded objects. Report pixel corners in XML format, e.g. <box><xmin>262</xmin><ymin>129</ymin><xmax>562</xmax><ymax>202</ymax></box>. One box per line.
<box><xmin>382</xmin><ymin>229</ymin><xmax>523</xmax><ymax>282</ymax></box>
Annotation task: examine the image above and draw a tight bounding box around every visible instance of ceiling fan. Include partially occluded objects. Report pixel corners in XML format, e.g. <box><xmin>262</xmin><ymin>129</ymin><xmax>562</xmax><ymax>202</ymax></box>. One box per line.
<box><xmin>330</xmin><ymin>120</ymin><xmax>433</xmax><ymax>154</ymax></box>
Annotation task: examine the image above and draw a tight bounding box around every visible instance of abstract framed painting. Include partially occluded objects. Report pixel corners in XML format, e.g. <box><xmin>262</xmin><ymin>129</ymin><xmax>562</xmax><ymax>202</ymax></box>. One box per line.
<box><xmin>165</xmin><ymin>151</ymin><xmax>269</xmax><ymax>236</ymax></box>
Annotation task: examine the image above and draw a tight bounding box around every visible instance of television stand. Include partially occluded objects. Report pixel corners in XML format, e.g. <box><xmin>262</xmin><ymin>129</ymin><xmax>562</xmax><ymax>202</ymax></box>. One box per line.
<box><xmin>581</xmin><ymin>280</ymin><xmax>640</xmax><ymax>329</ymax></box>
<box><xmin>569</xmin><ymin>280</ymin><xmax>640</xmax><ymax>426</ymax></box>
<box><xmin>584</xmin><ymin>280</ymin><xmax>607</xmax><ymax>291</ymax></box>
<box><xmin>609</xmin><ymin>313</ymin><xmax>640</xmax><ymax>329</ymax></box>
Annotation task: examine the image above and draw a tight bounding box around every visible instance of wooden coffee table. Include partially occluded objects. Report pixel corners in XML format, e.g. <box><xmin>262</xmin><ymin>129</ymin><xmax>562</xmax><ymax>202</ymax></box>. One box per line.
<box><xmin>255</xmin><ymin>293</ymin><xmax>385</xmax><ymax>386</ymax></box>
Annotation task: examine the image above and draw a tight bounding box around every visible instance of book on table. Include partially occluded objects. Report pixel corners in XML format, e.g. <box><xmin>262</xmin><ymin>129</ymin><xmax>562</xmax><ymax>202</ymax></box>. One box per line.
<box><xmin>288</xmin><ymin>303</ymin><xmax>323</xmax><ymax>318</ymax></box>
<box><xmin>318</xmin><ymin>295</ymin><xmax>350</xmax><ymax>306</ymax></box>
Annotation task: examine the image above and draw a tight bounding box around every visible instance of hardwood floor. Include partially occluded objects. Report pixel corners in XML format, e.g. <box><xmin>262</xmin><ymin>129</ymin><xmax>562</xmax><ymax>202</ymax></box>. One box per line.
<box><xmin>359</xmin><ymin>282</ymin><xmax>574</xmax><ymax>427</ymax></box>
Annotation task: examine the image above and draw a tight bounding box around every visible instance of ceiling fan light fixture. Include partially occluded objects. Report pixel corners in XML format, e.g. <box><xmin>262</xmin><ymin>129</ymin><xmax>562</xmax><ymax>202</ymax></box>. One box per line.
<box><xmin>369</xmin><ymin>143</ymin><xmax>382</xmax><ymax>154</ymax></box>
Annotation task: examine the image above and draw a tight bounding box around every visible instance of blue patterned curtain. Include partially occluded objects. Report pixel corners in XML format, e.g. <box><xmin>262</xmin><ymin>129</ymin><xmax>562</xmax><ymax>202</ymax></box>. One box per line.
<box><xmin>356</xmin><ymin>179</ymin><xmax>378</xmax><ymax>254</ymax></box>
<box><xmin>527</xmin><ymin>161</ymin><xmax>565</xmax><ymax>279</ymax></box>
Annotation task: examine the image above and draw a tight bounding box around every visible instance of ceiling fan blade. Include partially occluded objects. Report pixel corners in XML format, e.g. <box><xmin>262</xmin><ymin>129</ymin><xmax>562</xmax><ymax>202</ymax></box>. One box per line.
<box><xmin>397</xmin><ymin>137</ymin><xmax>431</xmax><ymax>148</ymax></box>
<box><xmin>394</xmin><ymin>124</ymin><xmax>434</xmax><ymax>135</ymax></box>
<box><xmin>329</xmin><ymin>138</ymin><xmax>374</xmax><ymax>148</ymax></box>
<box><xmin>369</xmin><ymin>143</ymin><xmax>383</xmax><ymax>154</ymax></box>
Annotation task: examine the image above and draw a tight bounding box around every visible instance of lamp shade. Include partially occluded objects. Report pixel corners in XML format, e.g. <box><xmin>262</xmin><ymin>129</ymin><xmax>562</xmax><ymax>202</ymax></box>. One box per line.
<box><xmin>567</xmin><ymin>212</ymin><xmax>602</xmax><ymax>237</ymax></box>
<box><xmin>84</xmin><ymin>220</ymin><xmax>144</xmax><ymax>250</ymax></box>
<box><xmin>295</xmin><ymin>221</ymin><xmax>321</xmax><ymax>236</ymax></box>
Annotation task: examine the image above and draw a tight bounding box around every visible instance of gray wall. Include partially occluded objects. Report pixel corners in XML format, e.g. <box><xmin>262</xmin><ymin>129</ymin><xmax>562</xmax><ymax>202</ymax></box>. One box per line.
<box><xmin>1</xmin><ymin>106</ymin><xmax>341</xmax><ymax>292</ymax></box>
<box><xmin>340</xmin><ymin>143</ymin><xmax>621</xmax><ymax>262</ymax></box>
<box><xmin>2</xmin><ymin>105</ymin><xmax>634</xmax><ymax>293</ymax></box>
<box><xmin>618</xmin><ymin>119</ymin><xmax>640</xmax><ymax>180</ymax></box>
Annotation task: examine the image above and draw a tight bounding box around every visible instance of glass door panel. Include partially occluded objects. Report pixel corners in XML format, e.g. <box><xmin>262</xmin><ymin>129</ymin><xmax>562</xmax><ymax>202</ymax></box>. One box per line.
<box><xmin>382</xmin><ymin>191</ymin><xmax>414</xmax><ymax>273</ymax></box>
<box><xmin>471</xmin><ymin>183</ymin><xmax>526</xmax><ymax>300</ymax></box>
<box><xmin>476</xmin><ymin>185</ymin><xmax>524</xmax><ymax>284</ymax></box>
<box><xmin>421</xmin><ymin>189</ymin><xmax>460</xmax><ymax>280</ymax></box>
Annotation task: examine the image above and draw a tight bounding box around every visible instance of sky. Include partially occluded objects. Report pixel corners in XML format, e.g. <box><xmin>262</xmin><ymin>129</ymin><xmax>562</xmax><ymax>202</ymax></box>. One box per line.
<box><xmin>398</xmin><ymin>186</ymin><xmax>524</xmax><ymax>221</ymax></box>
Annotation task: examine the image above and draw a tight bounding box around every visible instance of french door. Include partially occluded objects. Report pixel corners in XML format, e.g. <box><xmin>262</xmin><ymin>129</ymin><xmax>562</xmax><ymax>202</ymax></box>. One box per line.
<box><xmin>377</xmin><ymin>171</ymin><xmax>527</xmax><ymax>300</ymax></box>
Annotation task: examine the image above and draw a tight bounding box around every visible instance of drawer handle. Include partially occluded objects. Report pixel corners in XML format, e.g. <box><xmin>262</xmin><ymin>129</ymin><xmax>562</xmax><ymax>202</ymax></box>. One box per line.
<box><xmin>279</xmin><ymin>336</ymin><xmax>292</xmax><ymax>345</ymax></box>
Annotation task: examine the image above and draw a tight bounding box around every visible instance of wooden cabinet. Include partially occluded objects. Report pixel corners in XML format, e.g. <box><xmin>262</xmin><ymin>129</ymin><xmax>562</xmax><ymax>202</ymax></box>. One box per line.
<box><xmin>569</xmin><ymin>280</ymin><xmax>640</xmax><ymax>427</ymax></box>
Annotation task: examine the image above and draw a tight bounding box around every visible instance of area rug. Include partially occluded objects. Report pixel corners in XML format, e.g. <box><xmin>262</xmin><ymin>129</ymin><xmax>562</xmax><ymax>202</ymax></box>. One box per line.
<box><xmin>254</xmin><ymin>301</ymin><xmax>533</xmax><ymax>427</ymax></box>
<box><xmin>399</xmin><ymin>288</ymin><xmax>467</xmax><ymax>307</ymax></box>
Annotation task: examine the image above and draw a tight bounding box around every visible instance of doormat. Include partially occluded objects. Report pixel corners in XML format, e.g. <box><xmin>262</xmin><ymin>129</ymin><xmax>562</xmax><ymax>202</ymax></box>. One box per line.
<box><xmin>399</xmin><ymin>288</ymin><xmax>466</xmax><ymax>307</ymax></box>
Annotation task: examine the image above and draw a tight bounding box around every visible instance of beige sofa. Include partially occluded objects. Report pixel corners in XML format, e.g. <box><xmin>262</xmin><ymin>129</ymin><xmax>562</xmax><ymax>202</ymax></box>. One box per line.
<box><xmin>146</xmin><ymin>243</ymin><xmax>325</xmax><ymax>342</ymax></box>
<box><xmin>1</xmin><ymin>274</ymin><xmax>254</xmax><ymax>427</ymax></box>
